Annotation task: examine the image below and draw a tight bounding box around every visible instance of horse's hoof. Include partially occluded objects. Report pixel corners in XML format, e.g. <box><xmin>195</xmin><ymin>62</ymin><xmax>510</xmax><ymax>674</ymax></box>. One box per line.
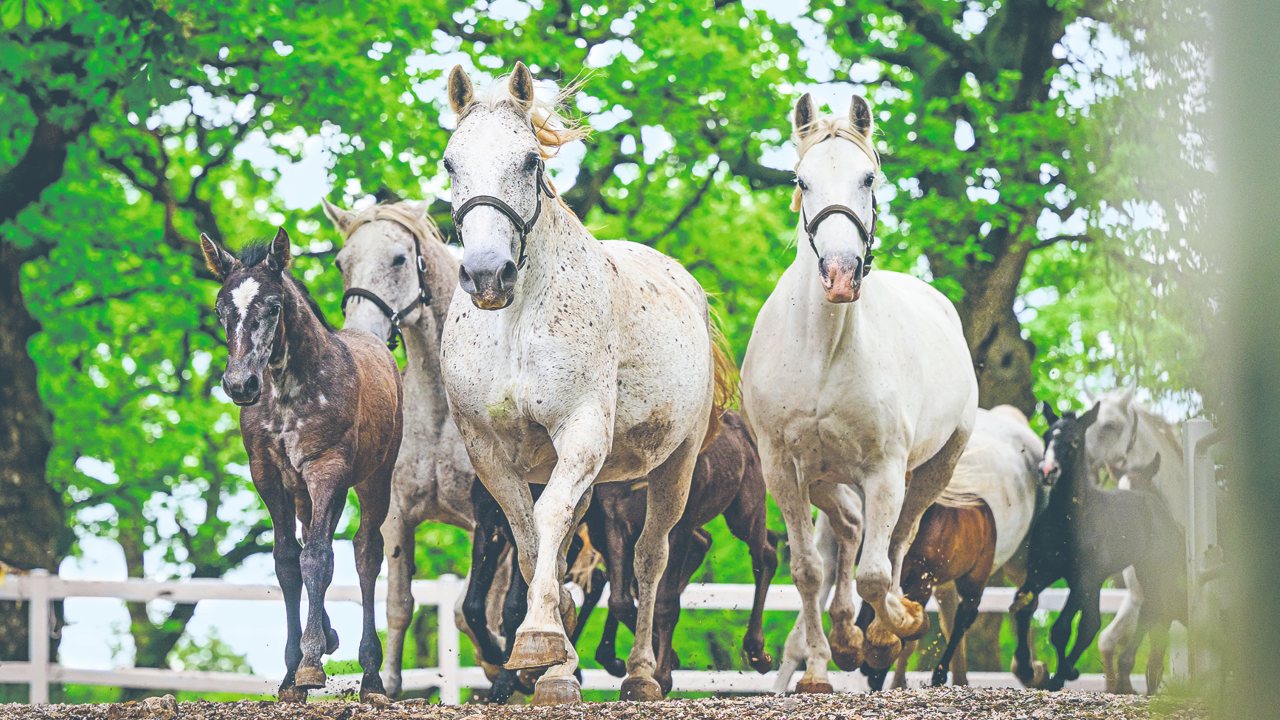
<box><xmin>325</xmin><ymin>627</ymin><xmax>340</xmax><ymax>654</ymax></box>
<box><xmin>531</xmin><ymin>675</ymin><xmax>581</xmax><ymax>706</ymax></box>
<box><xmin>931</xmin><ymin>668</ymin><xmax>948</xmax><ymax>687</ymax></box>
<box><xmin>863</xmin><ymin>621</ymin><xmax>902</xmax><ymax>670</ymax></box>
<box><xmin>361</xmin><ymin>691</ymin><xmax>391</xmax><ymax>706</ymax></box>
<box><xmin>1115</xmin><ymin>678</ymin><xmax>1137</xmax><ymax>695</ymax></box>
<box><xmin>506</xmin><ymin>630</ymin><xmax>568</xmax><ymax>670</ymax></box>
<box><xmin>619</xmin><ymin>676</ymin><xmax>663</xmax><ymax>701</ymax></box>
<box><xmin>1032</xmin><ymin>662</ymin><xmax>1049</xmax><ymax>688</ymax></box>
<box><xmin>382</xmin><ymin>674</ymin><xmax>402</xmax><ymax>699</ymax></box>
<box><xmin>794</xmin><ymin>678</ymin><xmax>835</xmax><ymax>694</ymax></box>
<box><xmin>829</xmin><ymin>625</ymin><xmax>864</xmax><ymax>671</ymax></box>
<box><xmin>1064</xmin><ymin>666</ymin><xmax>1081</xmax><ymax>681</ymax></box>
<box><xmin>897</xmin><ymin>598</ymin><xmax>928</xmax><ymax>640</ymax></box>
<box><xmin>293</xmin><ymin>666</ymin><xmax>327</xmax><ymax>690</ymax></box>
<box><xmin>745</xmin><ymin>648</ymin><xmax>774</xmax><ymax>674</ymax></box>
<box><xmin>277</xmin><ymin>686</ymin><xmax>307</xmax><ymax>703</ymax></box>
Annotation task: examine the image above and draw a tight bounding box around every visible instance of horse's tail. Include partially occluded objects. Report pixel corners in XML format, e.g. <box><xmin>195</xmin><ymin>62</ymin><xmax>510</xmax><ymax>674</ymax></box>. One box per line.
<box><xmin>703</xmin><ymin>311</ymin><xmax>739</xmax><ymax>452</ymax></box>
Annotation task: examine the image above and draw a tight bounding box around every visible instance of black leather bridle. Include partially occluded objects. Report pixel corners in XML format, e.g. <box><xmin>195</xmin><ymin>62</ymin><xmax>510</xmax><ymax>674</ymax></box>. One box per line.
<box><xmin>451</xmin><ymin>156</ymin><xmax>553</xmax><ymax>271</ymax></box>
<box><xmin>340</xmin><ymin>216</ymin><xmax>434</xmax><ymax>351</ymax></box>
<box><xmin>799</xmin><ymin>192</ymin><xmax>878</xmax><ymax>279</ymax></box>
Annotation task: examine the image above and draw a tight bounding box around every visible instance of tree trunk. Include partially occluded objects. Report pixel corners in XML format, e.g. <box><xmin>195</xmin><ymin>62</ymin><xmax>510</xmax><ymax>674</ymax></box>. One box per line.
<box><xmin>959</xmin><ymin>242</ymin><xmax>1038</xmax><ymax>415</ymax></box>
<box><xmin>0</xmin><ymin>241</ymin><xmax>63</xmax><ymax>662</ymax></box>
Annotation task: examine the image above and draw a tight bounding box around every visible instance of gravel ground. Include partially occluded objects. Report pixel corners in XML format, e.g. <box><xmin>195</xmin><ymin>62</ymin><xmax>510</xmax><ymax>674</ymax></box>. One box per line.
<box><xmin>0</xmin><ymin>687</ymin><xmax>1207</xmax><ymax>720</ymax></box>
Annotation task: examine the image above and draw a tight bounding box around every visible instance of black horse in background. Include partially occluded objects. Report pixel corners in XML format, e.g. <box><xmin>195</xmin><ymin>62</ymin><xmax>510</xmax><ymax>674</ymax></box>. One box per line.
<box><xmin>1010</xmin><ymin>402</ymin><xmax>1187</xmax><ymax>694</ymax></box>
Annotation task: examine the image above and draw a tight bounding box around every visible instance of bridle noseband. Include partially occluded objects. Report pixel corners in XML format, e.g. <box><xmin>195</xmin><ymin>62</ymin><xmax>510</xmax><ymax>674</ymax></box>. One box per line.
<box><xmin>339</xmin><ymin>216</ymin><xmax>434</xmax><ymax>351</ymax></box>
<box><xmin>451</xmin><ymin>156</ymin><xmax>553</xmax><ymax>271</ymax></box>
<box><xmin>799</xmin><ymin>193</ymin><xmax>878</xmax><ymax>279</ymax></box>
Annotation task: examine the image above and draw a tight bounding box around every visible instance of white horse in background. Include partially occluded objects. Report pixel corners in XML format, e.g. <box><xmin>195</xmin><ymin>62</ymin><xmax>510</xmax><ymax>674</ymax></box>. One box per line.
<box><xmin>437</xmin><ymin>63</ymin><xmax>733</xmax><ymax>705</ymax></box>
<box><xmin>1081</xmin><ymin>388</ymin><xmax>1187</xmax><ymax>694</ymax></box>
<box><xmin>772</xmin><ymin>405</ymin><xmax>1043</xmax><ymax>692</ymax></box>
<box><xmin>321</xmin><ymin>199</ymin><xmax>508</xmax><ymax>695</ymax></box>
<box><xmin>742</xmin><ymin>93</ymin><xmax>977</xmax><ymax>694</ymax></box>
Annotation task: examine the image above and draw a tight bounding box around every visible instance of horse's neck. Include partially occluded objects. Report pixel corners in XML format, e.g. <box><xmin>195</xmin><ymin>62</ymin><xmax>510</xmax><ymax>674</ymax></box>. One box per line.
<box><xmin>400</xmin><ymin>302</ymin><xmax>452</xmax><ymax>440</ymax></box>
<box><xmin>270</xmin><ymin>280</ymin><xmax>332</xmax><ymax>391</ymax></box>
<box><xmin>1134</xmin><ymin>413</ymin><xmax>1188</xmax><ymax>517</ymax></box>
<box><xmin>784</xmin><ymin>236</ymin><xmax>861</xmax><ymax>350</ymax></box>
<box><xmin>510</xmin><ymin>200</ymin><xmax>597</xmax><ymax>313</ymax></box>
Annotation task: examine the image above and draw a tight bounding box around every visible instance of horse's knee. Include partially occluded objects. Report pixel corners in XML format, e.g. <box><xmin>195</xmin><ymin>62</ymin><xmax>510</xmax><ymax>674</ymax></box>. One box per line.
<box><xmin>856</xmin><ymin>561</ymin><xmax>892</xmax><ymax>604</ymax></box>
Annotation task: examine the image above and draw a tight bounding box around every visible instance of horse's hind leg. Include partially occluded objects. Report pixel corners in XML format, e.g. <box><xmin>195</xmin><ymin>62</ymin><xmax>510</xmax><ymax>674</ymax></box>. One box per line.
<box><xmin>464</xmin><ymin>517</ymin><xmax>510</xmax><ymax>668</ymax></box>
<box><xmin>621</xmin><ymin>437</ymin><xmax>697</xmax><ymax>702</ymax></box>
<box><xmin>1145</xmin><ymin>618</ymin><xmax>1170</xmax><ymax>695</ymax></box>
<box><xmin>1011</xmin><ymin>564</ymin><xmax>1054</xmax><ymax>688</ymax></box>
<box><xmin>1101</xmin><ymin>567</ymin><xmax>1144</xmax><ymax>694</ymax></box>
<box><xmin>653</xmin><ymin>526</ymin><xmax>710</xmax><ymax>695</ymax></box>
<box><xmin>936</xmin><ymin>583</ymin><xmax>969</xmax><ymax>684</ymax></box>
<box><xmin>353</xmin><ymin>470</ymin><xmax>392</xmax><ymax>702</ymax></box>
<box><xmin>811</xmin><ymin>482</ymin><xmax>865</xmax><ymax>672</ymax></box>
<box><xmin>723</xmin><ymin>468</ymin><xmax>780</xmax><ymax>674</ymax></box>
<box><xmin>254</xmin><ymin>463</ymin><xmax>307</xmax><ymax>702</ymax></box>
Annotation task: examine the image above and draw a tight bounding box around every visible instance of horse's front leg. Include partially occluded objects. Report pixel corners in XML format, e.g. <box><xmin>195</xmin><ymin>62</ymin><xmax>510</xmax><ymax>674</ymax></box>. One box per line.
<box><xmin>767</xmin><ymin>455</ymin><xmax>832</xmax><ymax>694</ymax></box>
<box><xmin>811</xmin><ymin>482</ymin><xmax>865</xmax><ymax>672</ymax></box>
<box><xmin>883</xmin><ymin>428</ymin><xmax>968</xmax><ymax>642</ymax></box>
<box><xmin>294</xmin><ymin>460</ymin><xmax>351</xmax><ymax>691</ymax></box>
<box><xmin>772</xmin><ymin>510</ymin><xmax>837</xmax><ymax>693</ymax></box>
<box><xmin>857</xmin><ymin>460</ymin><xmax>918</xmax><ymax>655</ymax></box>
<box><xmin>353</xmin><ymin>470</ymin><xmax>392</xmax><ymax>702</ymax></box>
<box><xmin>1052</xmin><ymin>582</ymin><xmax>1103</xmax><ymax>690</ymax></box>
<box><xmin>252</xmin><ymin>462</ymin><xmax>307</xmax><ymax>702</ymax></box>
<box><xmin>620</xmin><ymin>435</ymin><xmax>698</xmax><ymax>702</ymax></box>
<box><xmin>506</xmin><ymin>407</ymin><xmax>609</xmax><ymax>705</ymax></box>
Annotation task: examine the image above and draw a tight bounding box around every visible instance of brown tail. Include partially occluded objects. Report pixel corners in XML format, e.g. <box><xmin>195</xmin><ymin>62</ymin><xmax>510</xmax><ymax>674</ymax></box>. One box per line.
<box><xmin>703</xmin><ymin>314</ymin><xmax>739</xmax><ymax>452</ymax></box>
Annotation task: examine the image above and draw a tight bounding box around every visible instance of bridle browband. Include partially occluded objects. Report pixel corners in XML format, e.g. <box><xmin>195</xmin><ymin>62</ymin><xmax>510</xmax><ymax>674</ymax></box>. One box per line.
<box><xmin>451</xmin><ymin>156</ymin><xmax>554</xmax><ymax>271</ymax></box>
<box><xmin>339</xmin><ymin>215</ymin><xmax>434</xmax><ymax>351</ymax></box>
<box><xmin>799</xmin><ymin>193</ymin><xmax>878</xmax><ymax>279</ymax></box>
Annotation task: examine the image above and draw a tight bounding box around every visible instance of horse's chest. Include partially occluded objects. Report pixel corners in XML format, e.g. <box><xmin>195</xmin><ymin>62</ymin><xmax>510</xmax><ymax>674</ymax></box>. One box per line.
<box><xmin>266</xmin><ymin>406</ymin><xmax>309</xmax><ymax>473</ymax></box>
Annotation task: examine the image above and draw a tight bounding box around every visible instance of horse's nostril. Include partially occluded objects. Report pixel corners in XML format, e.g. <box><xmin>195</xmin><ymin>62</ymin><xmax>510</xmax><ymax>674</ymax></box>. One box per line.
<box><xmin>458</xmin><ymin>265</ymin><xmax>475</xmax><ymax>290</ymax></box>
<box><xmin>497</xmin><ymin>261</ymin><xmax>518</xmax><ymax>290</ymax></box>
<box><xmin>243</xmin><ymin>375</ymin><xmax>260</xmax><ymax>395</ymax></box>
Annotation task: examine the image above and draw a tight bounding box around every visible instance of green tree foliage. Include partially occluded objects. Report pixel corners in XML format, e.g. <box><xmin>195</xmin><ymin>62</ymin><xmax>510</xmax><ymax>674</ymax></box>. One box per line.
<box><xmin>0</xmin><ymin>0</ymin><xmax>1206</xmax><ymax>692</ymax></box>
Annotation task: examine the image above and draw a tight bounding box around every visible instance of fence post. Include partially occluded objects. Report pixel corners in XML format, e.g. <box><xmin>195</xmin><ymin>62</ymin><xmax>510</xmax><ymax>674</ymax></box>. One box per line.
<box><xmin>435</xmin><ymin>574</ymin><xmax>462</xmax><ymax>705</ymax></box>
<box><xmin>27</xmin><ymin>569</ymin><xmax>51</xmax><ymax>704</ymax></box>
<box><xmin>1183</xmin><ymin>418</ymin><xmax>1216</xmax><ymax>682</ymax></box>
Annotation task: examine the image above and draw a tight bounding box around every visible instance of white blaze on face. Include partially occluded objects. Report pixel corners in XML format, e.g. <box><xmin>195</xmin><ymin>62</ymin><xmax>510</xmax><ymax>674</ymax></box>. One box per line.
<box><xmin>1041</xmin><ymin>437</ymin><xmax>1058</xmax><ymax>477</ymax></box>
<box><xmin>231</xmin><ymin>277</ymin><xmax>261</xmax><ymax>315</ymax></box>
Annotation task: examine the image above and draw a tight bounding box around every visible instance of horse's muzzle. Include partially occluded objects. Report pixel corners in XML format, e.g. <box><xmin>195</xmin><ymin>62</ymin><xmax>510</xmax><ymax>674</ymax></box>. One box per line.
<box><xmin>460</xmin><ymin>260</ymin><xmax>517</xmax><ymax>310</ymax></box>
<box><xmin>819</xmin><ymin>254</ymin><xmax>863</xmax><ymax>303</ymax></box>
<box><xmin>222</xmin><ymin>369</ymin><xmax>262</xmax><ymax>406</ymax></box>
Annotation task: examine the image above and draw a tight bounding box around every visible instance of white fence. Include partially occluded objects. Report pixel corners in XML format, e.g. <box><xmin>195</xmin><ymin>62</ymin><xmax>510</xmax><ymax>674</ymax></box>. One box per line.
<box><xmin>0</xmin><ymin>571</ymin><xmax>1129</xmax><ymax>704</ymax></box>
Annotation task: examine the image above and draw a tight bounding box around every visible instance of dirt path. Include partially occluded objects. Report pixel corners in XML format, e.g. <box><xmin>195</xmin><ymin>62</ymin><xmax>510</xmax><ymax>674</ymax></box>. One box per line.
<box><xmin>1</xmin><ymin>687</ymin><xmax>1207</xmax><ymax>720</ymax></box>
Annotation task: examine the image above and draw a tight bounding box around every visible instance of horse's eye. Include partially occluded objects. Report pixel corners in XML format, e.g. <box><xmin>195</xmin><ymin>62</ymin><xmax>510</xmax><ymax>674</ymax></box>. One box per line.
<box><xmin>523</xmin><ymin>153</ymin><xmax>540</xmax><ymax>173</ymax></box>
<box><xmin>864</xmin><ymin>173</ymin><xmax>875</xmax><ymax>188</ymax></box>
<box><xmin>443</xmin><ymin>157</ymin><xmax>455</xmax><ymax>174</ymax></box>
<box><xmin>392</xmin><ymin>255</ymin><xmax>407</xmax><ymax>267</ymax></box>
<box><xmin>267</xmin><ymin>304</ymin><xmax>281</xmax><ymax>316</ymax></box>
<box><xmin>797</xmin><ymin>178</ymin><xmax>808</xmax><ymax>192</ymax></box>
<box><xmin>335</xmin><ymin>258</ymin><xmax>344</xmax><ymax>273</ymax></box>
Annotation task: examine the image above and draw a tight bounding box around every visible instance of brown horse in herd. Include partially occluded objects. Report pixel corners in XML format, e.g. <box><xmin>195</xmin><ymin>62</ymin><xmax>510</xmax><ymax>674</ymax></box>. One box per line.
<box><xmin>201</xmin><ymin>229</ymin><xmax>403</xmax><ymax>703</ymax></box>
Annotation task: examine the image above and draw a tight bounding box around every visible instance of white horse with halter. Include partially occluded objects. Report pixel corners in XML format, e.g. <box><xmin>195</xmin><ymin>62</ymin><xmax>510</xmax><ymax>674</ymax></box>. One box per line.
<box><xmin>742</xmin><ymin>93</ymin><xmax>978</xmax><ymax>693</ymax></box>
<box><xmin>437</xmin><ymin>63</ymin><xmax>729</xmax><ymax>704</ymax></box>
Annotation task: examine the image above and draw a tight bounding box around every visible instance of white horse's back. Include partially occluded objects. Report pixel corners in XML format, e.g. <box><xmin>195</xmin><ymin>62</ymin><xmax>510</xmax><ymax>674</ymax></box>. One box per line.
<box><xmin>937</xmin><ymin>406</ymin><xmax>1043</xmax><ymax>568</ymax></box>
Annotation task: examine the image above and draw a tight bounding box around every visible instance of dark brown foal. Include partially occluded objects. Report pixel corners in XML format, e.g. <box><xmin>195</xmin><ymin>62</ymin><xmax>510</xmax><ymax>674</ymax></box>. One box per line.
<box><xmin>201</xmin><ymin>229</ymin><xmax>402</xmax><ymax>702</ymax></box>
<box><xmin>589</xmin><ymin>411</ymin><xmax>779</xmax><ymax>695</ymax></box>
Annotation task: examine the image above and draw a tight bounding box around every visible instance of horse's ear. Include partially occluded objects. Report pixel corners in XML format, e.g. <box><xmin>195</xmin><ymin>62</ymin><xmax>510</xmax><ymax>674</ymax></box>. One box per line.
<box><xmin>793</xmin><ymin>93</ymin><xmax>817</xmax><ymax>139</ymax></box>
<box><xmin>1081</xmin><ymin>400</ymin><xmax>1102</xmax><ymax>427</ymax></box>
<box><xmin>1041</xmin><ymin>400</ymin><xmax>1060</xmax><ymax>427</ymax></box>
<box><xmin>406</xmin><ymin>199</ymin><xmax>434</xmax><ymax>219</ymax></box>
<box><xmin>200</xmin><ymin>233</ymin><xmax>234</xmax><ymax>282</ymax></box>
<box><xmin>447</xmin><ymin>65</ymin><xmax>474</xmax><ymax>116</ymax></box>
<box><xmin>267</xmin><ymin>227</ymin><xmax>292</xmax><ymax>273</ymax></box>
<box><xmin>850</xmin><ymin>95</ymin><xmax>874</xmax><ymax>138</ymax></box>
<box><xmin>321</xmin><ymin>197</ymin><xmax>356</xmax><ymax>235</ymax></box>
<box><xmin>508</xmin><ymin>61</ymin><xmax>535</xmax><ymax>114</ymax></box>
<box><xmin>1118</xmin><ymin>385</ymin><xmax>1136</xmax><ymax>407</ymax></box>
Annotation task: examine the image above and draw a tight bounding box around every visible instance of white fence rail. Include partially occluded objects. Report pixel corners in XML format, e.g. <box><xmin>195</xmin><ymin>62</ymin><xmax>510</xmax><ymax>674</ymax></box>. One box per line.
<box><xmin>0</xmin><ymin>571</ymin><xmax>1129</xmax><ymax>704</ymax></box>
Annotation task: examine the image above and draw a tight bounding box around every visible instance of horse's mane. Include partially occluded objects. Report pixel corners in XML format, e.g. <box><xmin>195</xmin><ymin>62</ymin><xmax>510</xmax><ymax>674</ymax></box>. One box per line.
<box><xmin>460</xmin><ymin>74</ymin><xmax>591</xmax><ymax>159</ymax></box>
<box><xmin>345</xmin><ymin>202</ymin><xmax>446</xmax><ymax>247</ymax></box>
<box><xmin>233</xmin><ymin>238</ymin><xmax>332</xmax><ymax>330</ymax></box>
<box><xmin>791</xmin><ymin>113</ymin><xmax>881</xmax><ymax>212</ymax></box>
